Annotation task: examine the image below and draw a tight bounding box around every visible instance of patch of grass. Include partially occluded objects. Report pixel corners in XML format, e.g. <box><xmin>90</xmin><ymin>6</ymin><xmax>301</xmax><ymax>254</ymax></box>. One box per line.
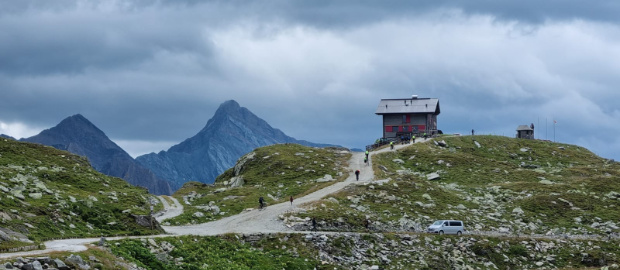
<box><xmin>290</xmin><ymin>136</ymin><xmax>620</xmax><ymax>235</ymax></box>
<box><xmin>110</xmin><ymin>235</ymin><xmax>333</xmax><ymax>270</ymax></box>
<box><xmin>166</xmin><ymin>144</ymin><xmax>350</xmax><ymax>225</ymax></box>
<box><xmin>0</xmin><ymin>139</ymin><xmax>164</xmax><ymax>248</ymax></box>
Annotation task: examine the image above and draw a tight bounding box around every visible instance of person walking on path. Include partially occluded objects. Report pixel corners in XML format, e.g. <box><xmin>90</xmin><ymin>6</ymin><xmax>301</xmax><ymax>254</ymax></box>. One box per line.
<box><xmin>364</xmin><ymin>156</ymin><xmax>369</xmax><ymax>166</ymax></box>
<box><xmin>259</xmin><ymin>196</ymin><xmax>265</xmax><ymax>209</ymax></box>
<box><xmin>311</xmin><ymin>217</ymin><xmax>317</xmax><ymax>231</ymax></box>
<box><xmin>290</xmin><ymin>196</ymin><xmax>293</xmax><ymax>206</ymax></box>
<box><xmin>390</xmin><ymin>141</ymin><xmax>394</xmax><ymax>150</ymax></box>
<box><xmin>365</xmin><ymin>150</ymin><xmax>369</xmax><ymax>159</ymax></box>
<box><xmin>472</xmin><ymin>129</ymin><xmax>475</xmax><ymax>136</ymax></box>
<box><xmin>355</xmin><ymin>169</ymin><xmax>360</xmax><ymax>181</ymax></box>
<box><xmin>412</xmin><ymin>135</ymin><xmax>416</xmax><ymax>143</ymax></box>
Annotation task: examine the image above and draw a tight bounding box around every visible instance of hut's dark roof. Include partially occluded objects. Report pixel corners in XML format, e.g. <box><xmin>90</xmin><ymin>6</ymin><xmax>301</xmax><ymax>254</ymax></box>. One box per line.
<box><xmin>517</xmin><ymin>125</ymin><xmax>533</xmax><ymax>131</ymax></box>
<box><xmin>375</xmin><ymin>98</ymin><xmax>440</xmax><ymax>115</ymax></box>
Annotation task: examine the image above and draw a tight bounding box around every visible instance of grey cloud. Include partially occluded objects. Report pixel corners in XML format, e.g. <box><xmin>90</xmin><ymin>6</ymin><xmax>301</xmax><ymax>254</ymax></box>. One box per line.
<box><xmin>0</xmin><ymin>2</ymin><xmax>214</xmax><ymax>76</ymax></box>
<box><xmin>154</xmin><ymin>0</ymin><xmax>620</xmax><ymax>26</ymax></box>
<box><xmin>0</xmin><ymin>0</ymin><xmax>619</xmax><ymax>162</ymax></box>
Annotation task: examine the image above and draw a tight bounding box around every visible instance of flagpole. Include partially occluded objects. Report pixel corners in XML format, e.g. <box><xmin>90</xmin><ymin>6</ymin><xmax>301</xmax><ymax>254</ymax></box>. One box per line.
<box><xmin>554</xmin><ymin>120</ymin><xmax>556</xmax><ymax>142</ymax></box>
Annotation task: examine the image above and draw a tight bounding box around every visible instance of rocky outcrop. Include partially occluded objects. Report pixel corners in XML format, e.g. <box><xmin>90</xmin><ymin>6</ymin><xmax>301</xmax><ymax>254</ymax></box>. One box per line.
<box><xmin>131</xmin><ymin>214</ymin><xmax>163</xmax><ymax>230</ymax></box>
<box><xmin>0</xmin><ymin>254</ymin><xmax>144</xmax><ymax>270</ymax></box>
<box><xmin>132</xmin><ymin>233</ymin><xmax>620</xmax><ymax>269</ymax></box>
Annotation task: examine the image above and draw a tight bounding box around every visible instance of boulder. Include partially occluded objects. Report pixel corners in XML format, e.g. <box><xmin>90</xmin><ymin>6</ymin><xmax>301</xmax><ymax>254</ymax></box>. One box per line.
<box><xmin>512</xmin><ymin>207</ymin><xmax>524</xmax><ymax>215</ymax></box>
<box><xmin>10</xmin><ymin>190</ymin><xmax>25</xmax><ymax>200</ymax></box>
<box><xmin>426</xmin><ymin>173</ymin><xmax>440</xmax><ymax>181</ymax></box>
<box><xmin>54</xmin><ymin>259</ymin><xmax>69</xmax><ymax>270</ymax></box>
<box><xmin>229</xmin><ymin>176</ymin><xmax>244</xmax><ymax>187</ymax></box>
<box><xmin>392</xmin><ymin>159</ymin><xmax>405</xmax><ymax>164</ymax></box>
<box><xmin>66</xmin><ymin>255</ymin><xmax>84</xmax><ymax>265</ymax></box>
<box><xmin>316</xmin><ymin>174</ymin><xmax>334</xmax><ymax>183</ymax></box>
<box><xmin>28</xmin><ymin>192</ymin><xmax>43</xmax><ymax>200</ymax></box>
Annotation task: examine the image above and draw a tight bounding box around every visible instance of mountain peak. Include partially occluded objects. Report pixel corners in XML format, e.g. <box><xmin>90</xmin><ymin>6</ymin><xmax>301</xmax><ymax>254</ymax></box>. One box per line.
<box><xmin>137</xmin><ymin>100</ymin><xmax>335</xmax><ymax>191</ymax></box>
<box><xmin>22</xmin><ymin>114</ymin><xmax>172</xmax><ymax>195</ymax></box>
<box><xmin>56</xmin><ymin>114</ymin><xmax>102</xmax><ymax>134</ymax></box>
<box><xmin>214</xmin><ymin>100</ymin><xmax>242</xmax><ymax>116</ymax></box>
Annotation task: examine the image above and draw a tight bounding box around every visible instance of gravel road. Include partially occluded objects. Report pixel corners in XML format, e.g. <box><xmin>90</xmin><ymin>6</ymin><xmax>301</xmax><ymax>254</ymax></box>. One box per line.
<box><xmin>0</xmin><ymin>141</ymin><xmax>414</xmax><ymax>258</ymax></box>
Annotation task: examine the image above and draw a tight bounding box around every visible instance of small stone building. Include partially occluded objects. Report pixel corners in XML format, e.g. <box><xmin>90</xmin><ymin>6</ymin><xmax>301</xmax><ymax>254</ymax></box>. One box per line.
<box><xmin>516</xmin><ymin>125</ymin><xmax>534</xmax><ymax>139</ymax></box>
<box><xmin>375</xmin><ymin>96</ymin><xmax>440</xmax><ymax>139</ymax></box>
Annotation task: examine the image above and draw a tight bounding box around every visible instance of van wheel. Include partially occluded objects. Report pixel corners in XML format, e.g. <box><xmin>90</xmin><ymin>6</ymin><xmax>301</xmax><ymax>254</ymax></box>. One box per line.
<box><xmin>439</xmin><ymin>230</ymin><xmax>444</xmax><ymax>235</ymax></box>
<box><xmin>457</xmin><ymin>231</ymin><xmax>462</xmax><ymax>236</ymax></box>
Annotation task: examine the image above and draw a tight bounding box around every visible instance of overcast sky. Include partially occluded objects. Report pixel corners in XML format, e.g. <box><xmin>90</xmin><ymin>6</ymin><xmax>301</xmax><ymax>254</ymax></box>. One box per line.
<box><xmin>1</xmin><ymin>0</ymin><xmax>619</xmax><ymax>161</ymax></box>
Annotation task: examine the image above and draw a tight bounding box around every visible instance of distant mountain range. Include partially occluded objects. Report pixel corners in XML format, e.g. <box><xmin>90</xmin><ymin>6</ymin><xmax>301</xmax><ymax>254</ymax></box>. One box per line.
<box><xmin>12</xmin><ymin>100</ymin><xmax>335</xmax><ymax>194</ymax></box>
<box><xmin>136</xmin><ymin>100</ymin><xmax>335</xmax><ymax>190</ymax></box>
<box><xmin>0</xmin><ymin>134</ymin><xmax>16</xmax><ymax>140</ymax></box>
<box><xmin>21</xmin><ymin>114</ymin><xmax>173</xmax><ymax>195</ymax></box>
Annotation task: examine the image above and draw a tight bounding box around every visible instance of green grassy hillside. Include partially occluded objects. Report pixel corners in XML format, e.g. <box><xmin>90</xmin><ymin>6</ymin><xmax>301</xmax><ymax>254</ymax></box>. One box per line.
<box><xmin>165</xmin><ymin>144</ymin><xmax>350</xmax><ymax>225</ymax></box>
<box><xmin>285</xmin><ymin>136</ymin><xmax>620</xmax><ymax>236</ymax></box>
<box><xmin>0</xmin><ymin>139</ymin><xmax>164</xmax><ymax>249</ymax></box>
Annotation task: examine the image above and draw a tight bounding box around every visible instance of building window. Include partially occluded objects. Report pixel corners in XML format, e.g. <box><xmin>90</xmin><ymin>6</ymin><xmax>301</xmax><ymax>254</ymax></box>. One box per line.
<box><xmin>385</xmin><ymin>126</ymin><xmax>392</xmax><ymax>132</ymax></box>
<box><xmin>403</xmin><ymin>126</ymin><xmax>409</xmax><ymax>132</ymax></box>
<box><xmin>393</xmin><ymin>126</ymin><xmax>399</xmax><ymax>132</ymax></box>
<box><xmin>402</xmin><ymin>114</ymin><xmax>411</xmax><ymax>123</ymax></box>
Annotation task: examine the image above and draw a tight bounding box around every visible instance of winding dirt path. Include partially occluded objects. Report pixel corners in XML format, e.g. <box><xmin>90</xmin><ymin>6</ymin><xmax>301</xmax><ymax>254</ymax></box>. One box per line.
<box><xmin>160</xmin><ymin>141</ymin><xmax>416</xmax><ymax>235</ymax></box>
<box><xmin>155</xmin><ymin>196</ymin><xmax>183</xmax><ymax>222</ymax></box>
<box><xmin>0</xmin><ymin>141</ymin><xmax>417</xmax><ymax>258</ymax></box>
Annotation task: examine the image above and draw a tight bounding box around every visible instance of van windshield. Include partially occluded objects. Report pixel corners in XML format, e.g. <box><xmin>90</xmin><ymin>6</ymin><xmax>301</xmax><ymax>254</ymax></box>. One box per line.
<box><xmin>433</xmin><ymin>221</ymin><xmax>443</xmax><ymax>225</ymax></box>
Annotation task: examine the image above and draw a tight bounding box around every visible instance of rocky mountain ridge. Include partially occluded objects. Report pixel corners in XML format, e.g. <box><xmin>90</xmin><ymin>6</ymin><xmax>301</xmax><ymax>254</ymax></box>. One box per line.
<box><xmin>137</xmin><ymin>100</ymin><xmax>335</xmax><ymax>191</ymax></box>
<box><xmin>21</xmin><ymin>114</ymin><xmax>172</xmax><ymax>195</ymax></box>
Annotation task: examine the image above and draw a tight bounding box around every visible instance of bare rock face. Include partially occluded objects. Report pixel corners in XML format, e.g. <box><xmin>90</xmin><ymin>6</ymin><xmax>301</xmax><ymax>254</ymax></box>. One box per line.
<box><xmin>229</xmin><ymin>176</ymin><xmax>245</xmax><ymax>187</ymax></box>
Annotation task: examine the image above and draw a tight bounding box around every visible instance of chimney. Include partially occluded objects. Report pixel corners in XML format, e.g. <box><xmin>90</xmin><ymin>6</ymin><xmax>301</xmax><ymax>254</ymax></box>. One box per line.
<box><xmin>412</xmin><ymin>95</ymin><xmax>418</xmax><ymax>99</ymax></box>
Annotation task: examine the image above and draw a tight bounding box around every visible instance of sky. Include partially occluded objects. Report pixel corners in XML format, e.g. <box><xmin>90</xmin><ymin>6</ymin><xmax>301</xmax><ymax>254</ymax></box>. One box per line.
<box><xmin>1</xmin><ymin>0</ymin><xmax>619</xmax><ymax>161</ymax></box>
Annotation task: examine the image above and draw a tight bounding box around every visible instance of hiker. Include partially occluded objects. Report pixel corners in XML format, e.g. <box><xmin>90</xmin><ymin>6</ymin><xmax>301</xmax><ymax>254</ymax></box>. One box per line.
<box><xmin>390</xmin><ymin>141</ymin><xmax>394</xmax><ymax>150</ymax></box>
<box><xmin>312</xmin><ymin>217</ymin><xmax>317</xmax><ymax>231</ymax></box>
<box><xmin>259</xmin><ymin>196</ymin><xmax>265</xmax><ymax>209</ymax></box>
<box><xmin>364</xmin><ymin>218</ymin><xmax>370</xmax><ymax>230</ymax></box>
<box><xmin>290</xmin><ymin>196</ymin><xmax>293</xmax><ymax>206</ymax></box>
<box><xmin>355</xmin><ymin>169</ymin><xmax>360</xmax><ymax>181</ymax></box>
<box><xmin>472</xmin><ymin>129</ymin><xmax>475</xmax><ymax>136</ymax></box>
<box><xmin>423</xmin><ymin>132</ymin><xmax>427</xmax><ymax>139</ymax></box>
<box><xmin>365</xmin><ymin>150</ymin><xmax>369</xmax><ymax>159</ymax></box>
<box><xmin>412</xmin><ymin>135</ymin><xmax>416</xmax><ymax>143</ymax></box>
<box><xmin>364</xmin><ymin>156</ymin><xmax>368</xmax><ymax>166</ymax></box>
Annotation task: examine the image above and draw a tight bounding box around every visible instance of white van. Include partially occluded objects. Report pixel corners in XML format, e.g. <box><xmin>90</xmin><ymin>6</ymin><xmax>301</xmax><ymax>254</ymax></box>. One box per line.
<box><xmin>427</xmin><ymin>220</ymin><xmax>464</xmax><ymax>235</ymax></box>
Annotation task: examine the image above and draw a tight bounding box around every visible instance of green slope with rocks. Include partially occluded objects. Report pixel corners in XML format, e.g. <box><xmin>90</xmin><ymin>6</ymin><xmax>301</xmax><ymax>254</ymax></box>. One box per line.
<box><xmin>285</xmin><ymin>135</ymin><xmax>620</xmax><ymax>236</ymax></box>
<box><xmin>0</xmin><ymin>138</ymin><xmax>164</xmax><ymax>250</ymax></box>
<box><xmin>164</xmin><ymin>143</ymin><xmax>351</xmax><ymax>225</ymax></box>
